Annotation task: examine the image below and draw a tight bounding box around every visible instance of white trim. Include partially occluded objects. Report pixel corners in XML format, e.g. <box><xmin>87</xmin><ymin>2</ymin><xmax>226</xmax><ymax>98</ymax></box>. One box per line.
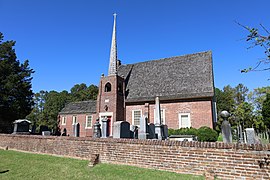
<box><xmin>132</xmin><ymin>110</ymin><xmax>142</xmax><ymax>126</ymax></box>
<box><xmin>99</xmin><ymin>112</ymin><xmax>113</xmax><ymax>136</ymax></box>
<box><xmin>178</xmin><ymin>113</ymin><xmax>191</xmax><ymax>128</ymax></box>
<box><xmin>154</xmin><ymin>109</ymin><xmax>166</xmax><ymax>124</ymax></box>
<box><xmin>72</xmin><ymin>115</ymin><xmax>77</xmax><ymax>125</ymax></box>
<box><xmin>85</xmin><ymin>115</ymin><xmax>93</xmax><ymax>129</ymax></box>
<box><xmin>61</xmin><ymin>116</ymin><xmax>66</xmax><ymax>125</ymax></box>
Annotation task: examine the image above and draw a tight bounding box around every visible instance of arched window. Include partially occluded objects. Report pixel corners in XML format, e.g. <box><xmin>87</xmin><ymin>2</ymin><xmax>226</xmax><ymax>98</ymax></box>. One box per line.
<box><xmin>105</xmin><ymin>82</ymin><xmax>111</xmax><ymax>92</ymax></box>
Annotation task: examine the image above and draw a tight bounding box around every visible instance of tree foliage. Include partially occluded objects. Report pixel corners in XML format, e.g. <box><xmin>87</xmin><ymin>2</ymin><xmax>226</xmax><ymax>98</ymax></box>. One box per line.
<box><xmin>237</xmin><ymin>22</ymin><xmax>270</xmax><ymax>72</ymax></box>
<box><xmin>215</xmin><ymin>84</ymin><xmax>270</xmax><ymax>134</ymax></box>
<box><xmin>262</xmin><ymin>93</ymin><xmax>270</xmax><ymax>129</ymax></box>
<box><xmin>26</xmin><ymin>83</ymin><xmax>98</xmax><ymax>133</ymax></box>
<box><xmin>0</xmin><ymin>32</ymin><xmax>34</xmax><ymax>133</ymax></box>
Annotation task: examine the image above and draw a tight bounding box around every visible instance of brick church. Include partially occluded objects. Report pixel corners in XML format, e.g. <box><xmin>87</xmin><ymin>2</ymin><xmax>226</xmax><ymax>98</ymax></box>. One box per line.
<box><xmin>59</xmin><ymin>14</ymin><xmax>216</xmax><ymax>137</ymax></box>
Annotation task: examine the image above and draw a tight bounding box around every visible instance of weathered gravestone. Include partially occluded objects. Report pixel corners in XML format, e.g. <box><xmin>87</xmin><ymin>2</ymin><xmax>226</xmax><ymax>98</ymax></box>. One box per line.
<box><xmin>101</xmin><ymin>117</ymin><xmax>108</xmax><ymax>138</ymax></box>
<box><xmin>130</xmin><ymin>125</ymin><xmax>138</xmax><ymax>139</ymax></box>
<box><xmin>148</xmin><ymin>123</ymin><xmax>156</xmax><ymax>139</ymax></box>
<box><xmin>31</xmin><ymin>123</ymin><xmax>36</xmax><ymax>134</ymax></box>
<box><xmin>62</xmin><ymin>128</ymin><xmax>67</xmax><ymax>136</ymax></box>
<box><xmin>39</xmin><ymin>125</ymin><xmax>49</xmax><ymax>135</ymax></box>
<box><xmin>113</xmin><ymin>121</ymin><xmax>130</xmax><ymax>138</ymax></box>
<box><xmin>163</xmin><ymin>124</ymin><xmax>168</xmax><ymax>140</ymax></box>
<box><xmin>245</xmin><ymin>128</ymin><xmax>256</xmax><ymax>144</ymax></box>
<box><xmin>138</xmin><ymin>116</ymin><xmax>148</xmax><ymax>139</ymax></box>
<box><xmin>220</xmin><ymin>110</ymin><xmax>232</xmax><ymax>143</ymax></box>
<box><xmin>42</xmin><ymin>131</ymin><xmax>51</xmax><ymax>136</ymax></box>
<box><xmin>93</xmin><ymin>119</ymin><xmax>101</xmax><ymax>138</ymax></box>
<box><xmin>12</xmin><ymin>119</ymin><xmax>31</xmax><ymax>134</ymax></box>
<box><xmin>73</xmin><ymin>123</ymin><xmax>80</xmax><ymax>137</ymax></box>
<box><xmin>154</xmin><ymin>97</ymin><xmax>162</xmax><ymax>140</ymax></box>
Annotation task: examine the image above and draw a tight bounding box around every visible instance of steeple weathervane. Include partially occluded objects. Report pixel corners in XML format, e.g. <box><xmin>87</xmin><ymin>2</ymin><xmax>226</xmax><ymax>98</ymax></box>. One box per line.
<box><xmin>108</xmin><ymin>13</ymin><xmax>117</xmax><ymax>75</ymax></box>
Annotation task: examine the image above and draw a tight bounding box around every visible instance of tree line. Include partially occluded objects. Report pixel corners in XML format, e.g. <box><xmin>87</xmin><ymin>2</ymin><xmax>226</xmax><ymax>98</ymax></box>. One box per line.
<box><xmin>215</xmin><ymin>84</ymin><xmax>270</xmax><ymax>134</ymax></box>
<box><xmin>26</xmin><ymin>84</ymin><xmax>98</xmax><ymax>133</ymax></box>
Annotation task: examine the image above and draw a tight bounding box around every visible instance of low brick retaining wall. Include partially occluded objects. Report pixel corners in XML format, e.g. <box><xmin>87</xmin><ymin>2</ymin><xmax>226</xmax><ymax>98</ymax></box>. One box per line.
<box><xmin>0</xmin><ymin>134</ymin><xmax>270</xmax><ymax>179</ymax></box>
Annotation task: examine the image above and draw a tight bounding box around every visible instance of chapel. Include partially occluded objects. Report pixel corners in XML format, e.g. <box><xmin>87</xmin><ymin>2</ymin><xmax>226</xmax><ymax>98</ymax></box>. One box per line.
<box><xmin>59</xmin><ymin>14</ymin><xmax>216</xmax><ymax>137</ymax></box>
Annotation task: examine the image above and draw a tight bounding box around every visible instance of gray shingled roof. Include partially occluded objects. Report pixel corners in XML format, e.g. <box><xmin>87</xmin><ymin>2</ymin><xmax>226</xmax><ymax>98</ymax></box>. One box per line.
<box><xmin>117</xmin><ymin>51</ymin><xmax>214</xmax><ymax>102</ymax></box>
<box><xmin>59</xmin><ymin>100</ymin><xmax>96</xmax><ymax>114</ymax></box>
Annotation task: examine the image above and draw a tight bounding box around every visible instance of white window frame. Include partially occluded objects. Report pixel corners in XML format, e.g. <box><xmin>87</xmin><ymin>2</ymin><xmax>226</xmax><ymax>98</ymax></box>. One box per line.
<box><xmin>61</xmin><ymin>116</ymin><xmax>66</xmax><ymax>125</ymax></box>
<box><xmin>132</xmin><ymin>110</ymin><xmax>142</xmax><ymax>127</ymax></box>
<box><xmin>178</xmin><ymin>113</ymin><xmax>191</xmax><ymax>128</ymax></box>
<box><xmin>72</xmin><ymin>115</ymin><xmax>77</xmax><ymax>125</ymax></box>
<box><xmin>154</xmin><ymin>109</ymin><xmax>166</xmax><ymax>124</ymax></box>
<box><xmin>85</xmin><ymin>115</ymin><xmax>93</xmax><ymax>129</ymax></box>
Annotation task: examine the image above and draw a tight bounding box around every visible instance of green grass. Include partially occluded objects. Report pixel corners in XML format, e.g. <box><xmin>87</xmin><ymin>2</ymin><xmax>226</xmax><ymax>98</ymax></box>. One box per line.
<box><xmin>0</xmin><ymin>149</ymin><xmax>204</xmax><ymax>180</ymax></box>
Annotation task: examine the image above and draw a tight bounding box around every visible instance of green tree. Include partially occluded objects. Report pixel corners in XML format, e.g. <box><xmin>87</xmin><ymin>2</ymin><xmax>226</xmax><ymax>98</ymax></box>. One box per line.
<box><xmin>234</xmin><ymin>102</ymin><xmax>254</xmax><ymax>129</ymax></box>
<box><xmin>0</xmin><ymin>32</ymin><xmax>34</xmax><ymax>133</ymax></box>
<box><xmin>262</xmin><ymin>93</ymin><xmax>270</xmax><ymax>129</ymax></box>
<box><xmin>248</xmin><ymin>86</ymin><xmax>270</xmax><ymax>111</ymax></box>
<box><xmin>215</xmin><ymin>86</ymin><xmax>235</xmax><ymax>132</ymax></box>
<box><xmin>26</xmin><ymin>83</ymin><xmax>98</xmax><ymax>133</ymax></box>
<box><xmin>26</xmin><ymin>90</ymin><xmax>48</xmax><ymax>130</ymax></box>
<box><xmin>70</xmin><ymin>83</ymin><xmax>88</xmax><ymax>101</ymax></box>
<box><xmin>42</xmin><ymin>90</ymin><xmax>70</xmax><ymax>132</ymax></box>
<box><xmin>234</xmin><ymin>83</ymin><xmax>248</xmax><ymax>106</ymax></box>
<box><xmin>70</xmin><ymin>83</ymin><xmax>98</xmax><ymax>101</ymax></box>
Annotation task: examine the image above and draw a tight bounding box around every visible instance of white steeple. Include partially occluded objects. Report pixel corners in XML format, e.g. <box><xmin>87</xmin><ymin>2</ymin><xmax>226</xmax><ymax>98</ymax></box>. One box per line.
<box><xmin>108</xmin><ymin>13</ymin><xmax>118</xmax><ymax>76</ymax></box>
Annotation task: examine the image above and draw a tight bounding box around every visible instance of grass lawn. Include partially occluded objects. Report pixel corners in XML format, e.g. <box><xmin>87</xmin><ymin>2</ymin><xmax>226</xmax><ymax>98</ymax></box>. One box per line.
<box><xmin>0</xmin><ymin>149</ymin><xmax>204</xmax><ymax>180</ymax></box>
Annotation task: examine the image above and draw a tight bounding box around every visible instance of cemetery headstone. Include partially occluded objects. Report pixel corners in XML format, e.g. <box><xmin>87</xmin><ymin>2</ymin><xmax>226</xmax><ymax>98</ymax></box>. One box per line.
<box><xmin>130</xmin><ymin>125</ymin><xmax>135</xmax><ymax>138</ymax></box>
<box><xmin>74</xmin><ymin>123</ymin><xmax>80</xmax><ymax>137</ymax></box>
<box><xmin>154</xmin><ymin>96</ymin><xmax>162</xmax><ymax>140</ymax></box>
<box><xmin>39</xmin><ymin>125</ymin><xmax>49</xmax><ymax>134</ymax></box>
<box><xmin>220</xmin><ymin>110</ymin><xmax>232</xmax><ymax>143</ymax></box>
<box><xmin>245</xmin><ymin>128</ymin><xmax>256</xmax><ymax>144</ymax></box>
<box><xmin>154</xmin><ymin>97</ymin><xmax>161</xmax><ymax>124</ymax></box>
<box><xmin>148</xmin><ymin>123</ymin><xmax>156</xmax><ymax>139</ymax></box>
<box><xmin>138</xmin><ymin>116</ymin><xmax>147</xmax><ymax>139</ymax></box>
<box><xmin>113</xmin><ymin>121</ymin><xmax>130</xmax><ymax>138</ymax></box>
<box><xmin>163</xmin><ymin>124</ymin><xmax>169</xmax><ymax>140</ymax></box>
<box><xmin>101</xmin><ymin>117</ymin><xmax>108</xmax><ymax>138</ymax></box>
<box><xmin>42</xmin><ymin>131</ymin><xmax>51</xmax><ymax>136</ymax></box>
<box><xmin>62</xmin><ymin>128</ymin><xmax>67</xmax><ymax>136</ymax></box>
<box><xmin>12</xmin><ymin>119</ymin><xmax>31</xmax><ymax>134</ymax></box>
<box><xmin>93</xmin><ymin>119</ymin><xmax>101</xmax><ymax>138</ymax></box>
<box><xmin>31</xmin><ymin>123</ymin><xmax>36</xmax><ymax>134</ymax></box>
<box><xmin>130</xmin><ymin>125</ymin><xmax>139</xmax><ymax>139</ymax></box>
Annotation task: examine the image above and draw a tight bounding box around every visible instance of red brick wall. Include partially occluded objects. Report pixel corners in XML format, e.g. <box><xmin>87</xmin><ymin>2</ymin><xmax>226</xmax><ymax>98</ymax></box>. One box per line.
<box><xmin>59</xmin><ymin>113</ymin><xmax>96</xmax><ymax>137</ymax></box>
<box><xmin>0</xmin><ymin>134</ymin><xmax>269</xmax><ymax>179</ymax></box>
<box><xmin>96</xmin><ymin>75</ymin><xmax>125</xmax><ymax>122</ymax></box>
<box><xmin>126</xmin><ymin>99</ymin><xmax>213</xmax><ymax>129</ymax></box>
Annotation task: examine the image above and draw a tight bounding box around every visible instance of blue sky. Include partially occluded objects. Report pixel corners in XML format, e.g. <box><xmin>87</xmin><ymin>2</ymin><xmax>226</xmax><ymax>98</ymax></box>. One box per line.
<box><xmin>1</xmin><ymin>0</ymin><xmax>269</xmax><ymax>93</ymax></box>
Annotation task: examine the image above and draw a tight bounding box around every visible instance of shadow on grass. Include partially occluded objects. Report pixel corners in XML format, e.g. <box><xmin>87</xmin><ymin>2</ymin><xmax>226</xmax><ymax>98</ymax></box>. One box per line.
<box><xmin>0</xmin><ymin>170</ymin><xmax>9</xmax><ymax>174</ymax></box>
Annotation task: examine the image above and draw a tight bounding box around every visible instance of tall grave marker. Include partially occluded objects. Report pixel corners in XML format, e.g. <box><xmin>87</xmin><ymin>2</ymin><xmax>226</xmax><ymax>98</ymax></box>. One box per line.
<box><xmin>154</xmin><ymin>97</ymin><xmax>162</xmax><ymax>140</ymax></box>
<box><xmin>220</xmin><ymin>110</ymin><xmax>232</xmax><ymax>143</ymax></box>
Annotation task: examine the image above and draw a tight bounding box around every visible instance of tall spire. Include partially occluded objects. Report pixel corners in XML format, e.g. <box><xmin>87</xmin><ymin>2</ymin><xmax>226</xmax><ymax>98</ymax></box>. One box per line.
<box><xmin>108</xmin><ymin>13</ymin><xmax>118</xmax><ymax>76</ymax></box>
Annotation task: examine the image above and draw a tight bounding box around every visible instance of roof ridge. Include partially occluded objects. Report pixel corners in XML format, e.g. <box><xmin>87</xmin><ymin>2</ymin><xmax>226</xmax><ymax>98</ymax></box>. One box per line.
<box><xmin>70</xmin><ymin>100</ymin><xmax>96</xmax><ymax>104</ymax></box>
<box><xmin>119</xmin><ymin>50</ymin><xmax>212</xmax><ymax>67</ymax></box>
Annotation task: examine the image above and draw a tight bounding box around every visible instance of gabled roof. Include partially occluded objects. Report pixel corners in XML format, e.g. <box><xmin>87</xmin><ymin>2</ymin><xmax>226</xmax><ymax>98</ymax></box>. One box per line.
<box><xmin>59</xmin><ymin>100</ymin><xmax>96</xmax><ymax>114</ymax></box>
<box><xmin>117</xmin><ymin>51</ymin><xmax>214</xmax><ymax>102</ymax></box>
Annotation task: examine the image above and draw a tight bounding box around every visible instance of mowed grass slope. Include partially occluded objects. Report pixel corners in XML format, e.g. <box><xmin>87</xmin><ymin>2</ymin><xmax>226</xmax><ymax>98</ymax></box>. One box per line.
<box><xmin>0</xmin><ymin>149</ymin><xmax>204</xmax><ymax>180</ymax></box>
